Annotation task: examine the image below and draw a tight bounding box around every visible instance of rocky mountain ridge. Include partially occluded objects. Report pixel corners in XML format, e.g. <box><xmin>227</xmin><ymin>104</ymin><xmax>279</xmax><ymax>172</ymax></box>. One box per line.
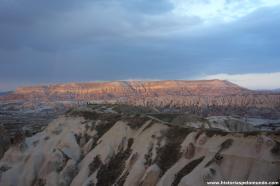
<box><xmin>1</xmin><ymin>80</ymin><xmax>280</xmax><ymax>111</ymax></box>
<box><xmin>0</xmin><ymin>80</ymin><xmax>253</xmax><ymax>101</ymax></box>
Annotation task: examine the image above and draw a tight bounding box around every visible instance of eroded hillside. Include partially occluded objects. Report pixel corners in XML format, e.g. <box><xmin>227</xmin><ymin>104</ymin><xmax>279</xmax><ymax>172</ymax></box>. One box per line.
<box><xmin>1</xmin><ymin>80</ymin><xmax>280</xmax><ymax>113</ymax></box>
<box><xmin>0</xmin><ymin>80</ymin><xmax>279</xmax><ymax>144</ymax></box>
<box><xmin>0</xmin><ymin>104</ymin><xmax>279</xmax><ymax>186</ymax></box>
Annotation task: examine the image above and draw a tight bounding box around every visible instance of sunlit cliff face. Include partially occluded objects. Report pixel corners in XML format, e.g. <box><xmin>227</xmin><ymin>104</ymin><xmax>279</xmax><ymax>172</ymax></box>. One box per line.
<box><xmin>0</xmin><ymin>80</ymin><xmax>278</xmax><ymax>115</ymax></box>
<box><xmin>15</xmin><ymin>80</ymin><xmax>249</xmax><ymax>96</ymax></box>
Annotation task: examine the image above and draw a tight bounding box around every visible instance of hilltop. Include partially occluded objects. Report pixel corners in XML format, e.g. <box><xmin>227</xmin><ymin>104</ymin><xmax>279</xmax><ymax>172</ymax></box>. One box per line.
<box><xmin>0</xmin><ymin>104</ymin><xmax>279</xmax><ymax>186</ymax></box>
<box><xmin>1</xmin><ymin>80</ymin><xmax>279</xmax><ymax>112</ymax></box>
<box><xmin>3</xmin><ymin>80</ymin><xmax>251</xmax><ymax>100</ymax></box>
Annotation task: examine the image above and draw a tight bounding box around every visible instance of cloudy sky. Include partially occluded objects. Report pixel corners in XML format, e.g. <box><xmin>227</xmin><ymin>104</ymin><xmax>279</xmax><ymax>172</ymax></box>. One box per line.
<box><xmin>0</xmin><ymin>0</ymin><xmax>280</xmax><ymax>90</ymax></box>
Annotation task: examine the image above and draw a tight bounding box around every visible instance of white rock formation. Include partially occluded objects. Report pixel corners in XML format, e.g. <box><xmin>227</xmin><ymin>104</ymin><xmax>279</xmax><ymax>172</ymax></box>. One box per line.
<box><xmin>0</xmin><ymin>107</ymin><xmax>279</xmax><ymax>186</ymax></box>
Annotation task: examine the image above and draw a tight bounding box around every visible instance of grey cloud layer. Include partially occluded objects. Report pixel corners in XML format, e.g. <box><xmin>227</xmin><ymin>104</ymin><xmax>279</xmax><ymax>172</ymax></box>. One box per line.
<box><xmin>0</xmin><ymin>0</ymin><xmax>279</xmax><ymax>90</ymax></box>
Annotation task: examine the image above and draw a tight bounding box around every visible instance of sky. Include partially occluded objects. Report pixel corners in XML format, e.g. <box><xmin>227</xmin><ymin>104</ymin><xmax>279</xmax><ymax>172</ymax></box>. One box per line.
<box><xmin>0</xmin><ymin>0</ymin><xmax>280</xmax><ymax>91</ymax></box>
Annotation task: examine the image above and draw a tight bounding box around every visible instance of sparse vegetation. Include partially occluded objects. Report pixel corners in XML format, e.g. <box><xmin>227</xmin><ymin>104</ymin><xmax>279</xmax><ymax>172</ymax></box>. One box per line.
<box><xmin>171</xmin><ymin>114</ymin><xmax>209</xmax><ymax>126</ymax></box>
<box><xmin>172</xmin><ymin>156</ymin><xmax>205</xmax><ymax>186</ymax></box>
<box><xmin>155</xmin><ymin>127</ymin><xmax>192</xmax><ymax>176</ymax></box>
<box><xmin>194</xmin><ymin>130</ymin><xmax>204</xmax><ymax>141</ymax></box>
<box><xmin>148</xmin><ymin>113</ymin><xmax>182</xmax><ymax>123</ymax></box>
<box><xmin>112</xmin><ymin>104</ymin><xmax>156</xmax><ymax>115</ymax></box>
<box><xmin>271</xmin><ymin>141</ymin><xmax>280</xmax><ymax>155</ymax></box>
<box><xmin>127</xmin><ymin>138</ymin><xmax>134</xmax><ymax>149</ymax></box>
<box><xmin>69</xmin><ymin>110</ymin><xmax>99</xmax><ymax>120</ymax></box>
<box><xmin>82</xmin><ymin>113</ymin><xmax>122</xmax><ymax>151</ymax></box>
<box><xmin>86</xmin><ymin>181</ymin><xmax>95</xmax><ymax>186</ymax></box>
<box><xmin>243</xmin><ymin>131</ymin><xmax>264</xmax><ymax>137</ymax></box>
<box><xmin>69</xmin><ymin>109</ymin><xmax>121</xmax><ymax>123</ymax></box>
<box><xmin>205</xmin><ymin>159</ymin><xmax>213</xmax><ymax>167</ymax></box>
<box><xmin>141</xmin><ymin>121</ymin><xmax>154</xmax><ymax>134</ymax></box>
<box><xmin>144</xmin><ymin>144</ymin><xmax>153</xmax><ymax>166</ymax></box>
<box><xmin>0</xmin><ymin>165</ymin><xmax>11</xmax><ymax>173</ymax></box>
<box><xmin>116</xmin><ymin>171</ymin><xmax>129</xmax><ymax>186</ymax></box>
<box><xmin>32</xmin><ymin>178</ymin><xmax>46</xmax><ymax>186</ymax></box>
<box><xmin>94</xmin><ymin>121</ymin><xmax>114</xmax><ymax>137</ymax></box>
<box><xmin>124</xmin><ymin>116</ymin><xmax>150</xmax><ymax>130</ymax></box>
<box><xmin>88</xmin><ymin>155</ymin><xmax>102</xmax><ymax>176</ymax></box>
<box><xmin>205</xmin><ymin>129</ymin><xmax>228</xmax><ymax>137</ymax></box>
<box><xmin>96</xmin><ymin>138</ymin><xmax>134</xmax><ymax>186</ymax></box>
<box><xmin>56</xmin><ymin>148</ymin><xmax>70</xmax><ymax>172</ymax></box>
<box><xmin>205</xmin><ymin>139</ymin><xmax>233</xmax><ymax>167</ymax></box>
<box><xmin>220</xmin><ymin>139</ymin><xmax>233</xmax><ymax>151</ymax></box>
<box><xmin>210</xmin><ymin>168</ymin><xmax>216</xmax><ymax>175</ymax></box>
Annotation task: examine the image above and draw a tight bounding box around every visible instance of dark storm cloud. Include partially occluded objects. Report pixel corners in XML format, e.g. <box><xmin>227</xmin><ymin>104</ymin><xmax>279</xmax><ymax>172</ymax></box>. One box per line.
<box><xmin>0</xmin><ymin>0</ymin><xmax>85</xmax><ymax>50</ymax></box>
<box><xmin>0</xmin><ymin>0</ymin><xmax>175</xmax><ymax>50</ymax></box>
<box><xmin>0</xmin><ymin>0</ymin><xmax>279</xmax><ymax>90</ymax></box>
